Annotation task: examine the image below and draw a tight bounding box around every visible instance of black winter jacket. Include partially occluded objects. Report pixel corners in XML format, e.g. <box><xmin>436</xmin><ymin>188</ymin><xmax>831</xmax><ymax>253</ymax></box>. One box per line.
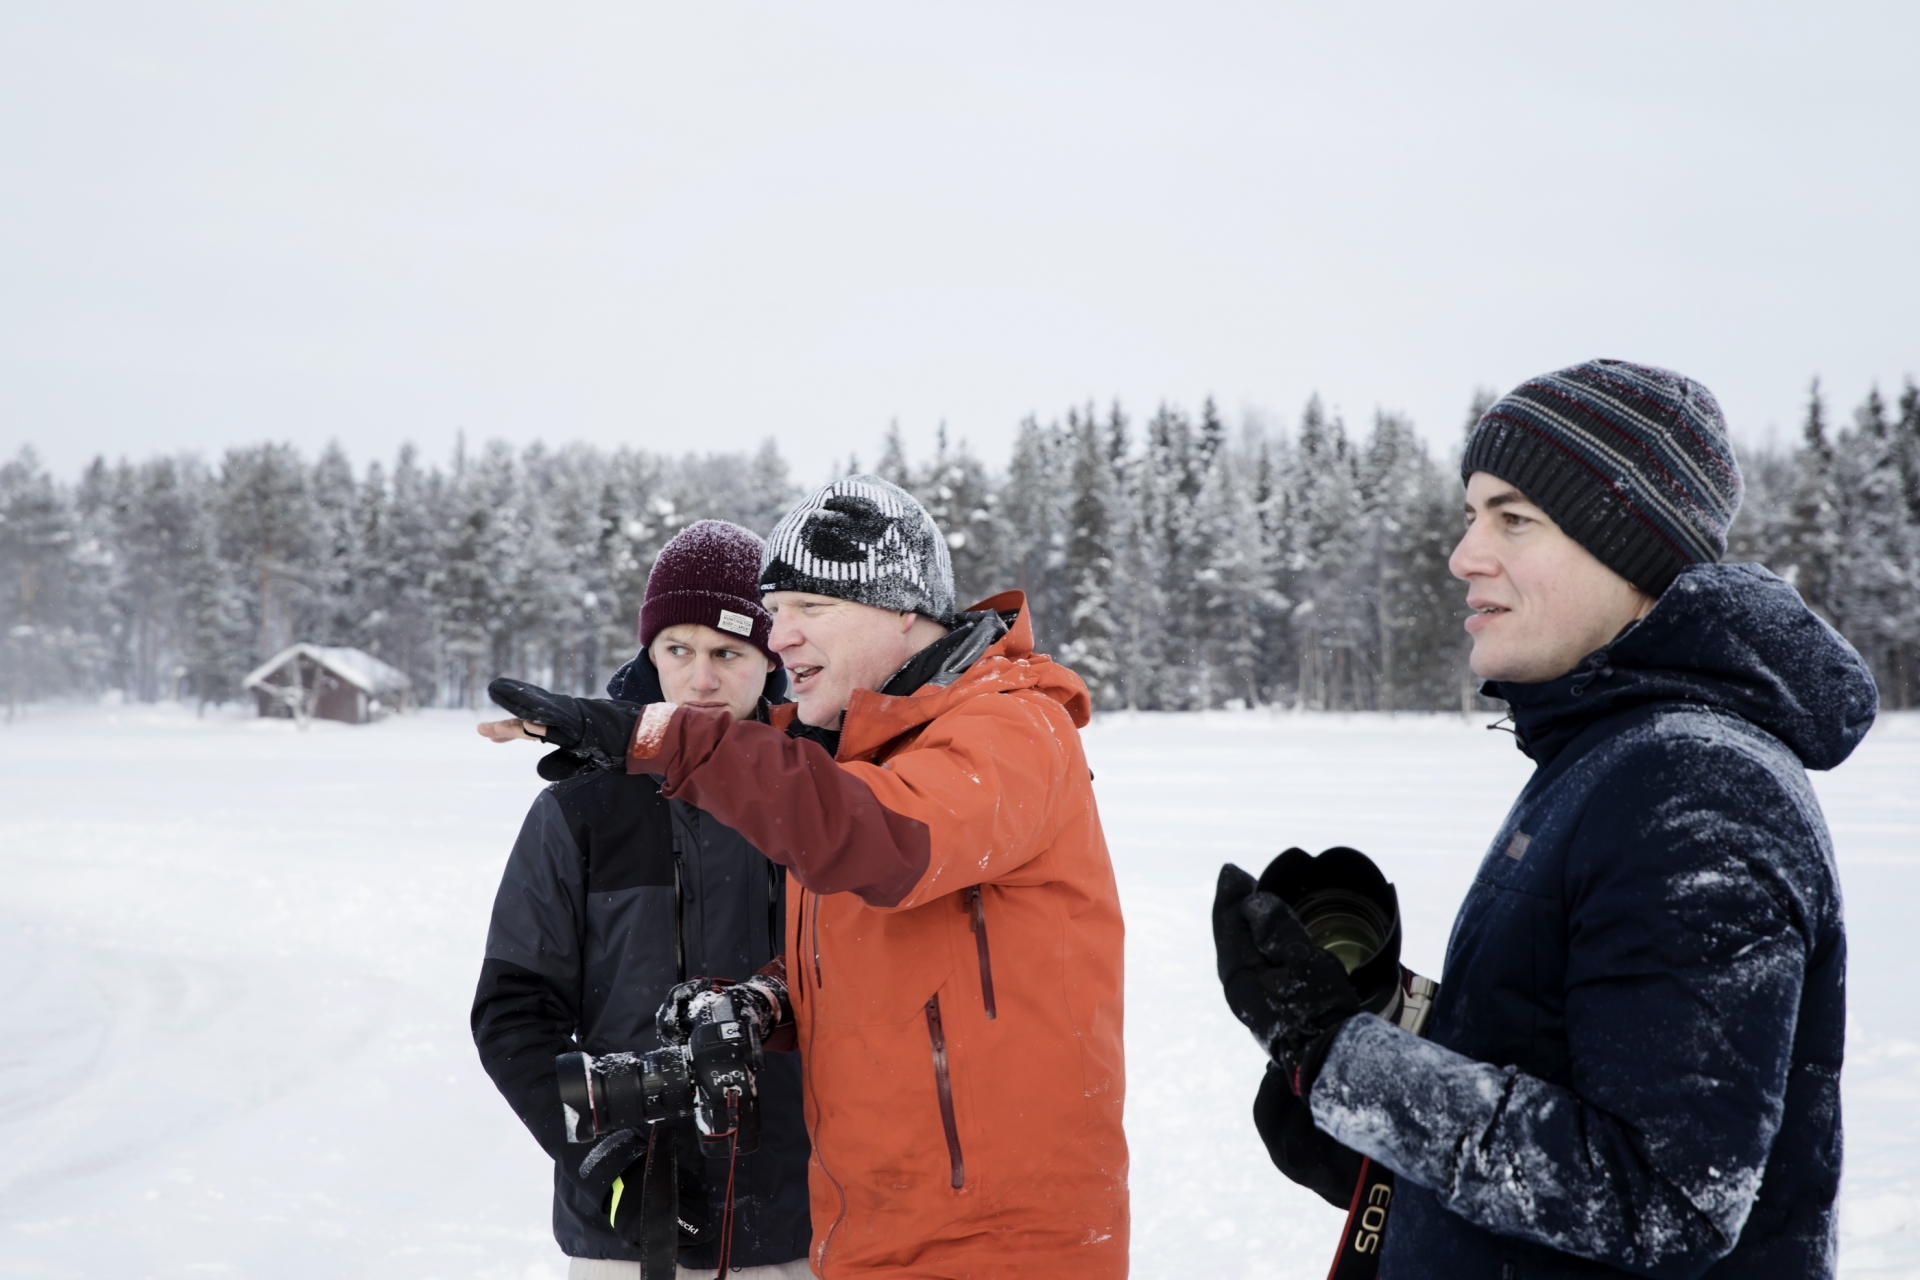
<box><xmin>1309</xmin><ymin>564</ymin><xmax>1876</xmax><ymax>1279</ymax></box>
<box><xmin>471</xmin><ymin>657</ymin><xmax>810</xmax><ymax>1269</ymax></box>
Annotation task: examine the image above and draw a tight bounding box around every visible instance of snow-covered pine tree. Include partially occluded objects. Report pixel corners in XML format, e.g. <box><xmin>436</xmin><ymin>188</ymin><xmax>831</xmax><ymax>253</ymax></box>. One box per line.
<box><xmin>999</xmin><ymin>416</ymin><xmax>1072</xmax><ymax>655</ymax></box>
<box><xmin>1780</xmin><ymin>381</ymin><xmax>1842</xmax><ymax>620</ymax></box>
<box><xmin>1895</xmin><ymin>380</ymin><xmax>1920</xmax><ymax>527</ymax></box>
<box><xmin>177</xmin><ymin>488</ymin><xmax>252</xmax><ymax>711</ymax></box>
<box><xmin>1059</xmin><ymin>405</ymin><xmax>1121</xmax><ymax>705</ymax></box>
<box><xmin>1361</xmin><ymin>412</ymin><xmax>1460</xmax><ymax>711</ymax></box>
<box><xmin>1726</xmin><ymin>442</ymin><xmax>1796</xmax><ymax>572</ymax></box>
<box><xmin>436</xmin><ymin>440</ymin><xmax>524</xmax><ymax>706</ymax></box>
<box><xmin>1105</xmin><ymin>405</ymin><xmax>1156</xmax><ymax>708</ymax></box>
<box><xmin>1190</xmin><ymin>421</ymin><xmax>1264</xmax><ymax>707</ymax></box>
<box><xmin>355</xmin><ymin>459</ymin><xmax>391</xmax><ymax>658</ymax></box>
<box><xmin>0</xmin><ymin>449</ymin><xmax>107</xmax><ymax>710</ymax></box>
<box><xmin>1284</xmin><ymin>397</ymin><xmax>1366</xmax><ymax>709</ymax></box>
<box><xmin>741</xmin><ymin>438</ymin><xmax>800</xmax><ymax>538</ymax></box>
<box><xmin>1246</xmin><ymin>427</ymin><xmax>1296</xmax><ymax>706</ymax></box>
<box><xmin>1830</xmin><ymin>388</ymin><xmax>1916</xmax><ymax>704</ymax></box>
<box><xmin>505</xmin><ymin>444</ymin><xmax>573</xmax><ymax>690</ymax></box>
<box><xmin>92</xmin><ymin>456</ymin><xmax>199</xmax><ymax>701</ymax></box>
<box><xmin>381</xmin><ymin>444</ymin><xmax>446</xmax><ymax>703</ymax></box>
<box><xmin>594</xmin><ymin>447</ymin><xmax>670</xmax><ymax>675</ymax></box>
<box><xmin>69</xmin><ymin>460</ymin><xmax>123</xmax><ymax>690</ymax></box>
<box><xmin>877</xmin><ymin>421</ymin><xmax>912</xmax><ymax>489</ymax></box>
<box><xmin>1889</xmin><ymin>381</ymin><xmax>1920</xmax><ymax>706</ymax></box>
<box><xmin>308</xmin><ymin>441</ymin><xmax>363</xmax><ymax>647</ymax></box>
<box><xmin>215</xmin><ymin>443</ymin><xmax>318</xmax><ymax>663</ymax></box>
<box><xmin>1131</xmin><ymin>404</ymin><xmax>1207</xmax><ymax>709</ymax></box>
<box><xmin>547</xmin><ymin>444</ymin><xmax>615</xmax><ymax>693</ymax></box>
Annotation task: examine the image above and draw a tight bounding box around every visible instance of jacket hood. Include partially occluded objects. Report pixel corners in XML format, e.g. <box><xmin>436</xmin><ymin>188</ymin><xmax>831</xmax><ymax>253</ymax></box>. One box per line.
<box><xmin>606</xmin><ymin>650</ymin><xmax>788</xmax><ymax>706</ymax></box>
<box><xmin>1491</xmin><ymin>563</ymin><xmax>1877</xmax><ymax>771</ymax></box>
<box><xmin>772</xmin><ymin>591</ymin><xmax>1091</xmax><ymax>762</ymax></box>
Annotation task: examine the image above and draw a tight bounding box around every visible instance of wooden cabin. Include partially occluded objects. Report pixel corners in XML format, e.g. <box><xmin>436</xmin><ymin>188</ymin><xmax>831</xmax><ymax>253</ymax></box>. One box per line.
<box><xmin>243</xmin><ymin>644</ymin><xmax>411</xmax><ymax>725</ymax></box>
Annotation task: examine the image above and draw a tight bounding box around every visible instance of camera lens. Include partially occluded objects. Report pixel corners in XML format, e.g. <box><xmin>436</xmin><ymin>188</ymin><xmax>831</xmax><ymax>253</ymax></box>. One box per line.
<box><xmin>1292</xmin><ymin>888</ymin><xmax>1393</xmax><ymax>974</ymax></box>
<box><xmin>1256</xmin><ymin>846</ymin><xmax>1405</xmax><ymax>1016</ymax></box>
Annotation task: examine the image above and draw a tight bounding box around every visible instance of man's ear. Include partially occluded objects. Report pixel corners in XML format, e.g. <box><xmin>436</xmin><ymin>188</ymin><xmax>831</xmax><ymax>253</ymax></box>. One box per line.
<box><xmin>899</xmin><ymin>611</ymin><xmax>920</xmax><ymax>634</ymax></box>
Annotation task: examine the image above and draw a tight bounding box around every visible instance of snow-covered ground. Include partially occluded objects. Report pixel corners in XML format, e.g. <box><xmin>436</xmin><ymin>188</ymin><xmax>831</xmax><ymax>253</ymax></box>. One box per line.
<box><xmin>1</xmin><ymin>704</ymin><xmax>1914</xmax><ymax>1278</ymax></box>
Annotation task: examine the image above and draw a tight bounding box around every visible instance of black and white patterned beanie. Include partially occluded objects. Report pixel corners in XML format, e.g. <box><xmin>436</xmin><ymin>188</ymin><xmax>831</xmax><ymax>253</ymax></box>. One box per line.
<box><xmin>759</xmin><ymin>474</ymin><xmax>957</xmax><ymax>622</ymax></box>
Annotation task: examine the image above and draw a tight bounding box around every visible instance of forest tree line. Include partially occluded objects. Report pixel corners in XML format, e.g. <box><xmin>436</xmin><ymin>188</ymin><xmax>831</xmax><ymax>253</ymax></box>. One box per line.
<box><xmin>2</xmin><ymin>378</ymin><xmax>1916</xmax><ymax>718</ymax></box>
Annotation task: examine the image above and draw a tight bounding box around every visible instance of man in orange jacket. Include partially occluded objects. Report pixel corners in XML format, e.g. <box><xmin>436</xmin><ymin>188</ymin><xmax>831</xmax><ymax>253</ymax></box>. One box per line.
<box><xmin>488</xmin><ymin>476</ymin><xmax>1128</xmax><ymax>1279</ymax></box>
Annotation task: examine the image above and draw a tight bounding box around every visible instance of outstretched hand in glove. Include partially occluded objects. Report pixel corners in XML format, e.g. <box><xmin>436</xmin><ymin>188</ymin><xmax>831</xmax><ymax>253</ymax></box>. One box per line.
<box><xmin>478</xmin><ymin>677</ymin><xmax>644</xmax><ymax>780</ymax></box>
<box><xmin>1213</xmin><ymin>863</ymin><xmax>1360</xmax><ymax>1097</ymax></box>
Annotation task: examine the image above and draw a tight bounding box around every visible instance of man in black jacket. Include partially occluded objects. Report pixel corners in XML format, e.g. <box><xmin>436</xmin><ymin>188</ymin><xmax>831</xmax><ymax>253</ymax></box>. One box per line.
<box><xmin>473</xmin><ymin>520</ymin><xmax>812</xmax><ymax>1280</ymax></box>
<box><xmin>1218</xmin><ymin>361</ymin><xmax>1876</xmax><ymax>1278</ymax></box>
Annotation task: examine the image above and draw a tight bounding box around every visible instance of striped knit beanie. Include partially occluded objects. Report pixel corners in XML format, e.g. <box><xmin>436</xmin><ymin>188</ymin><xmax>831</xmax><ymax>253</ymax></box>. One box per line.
<box><xmin>1462</xmin><ymin>359</ymin><xmax>1743</xmax><ymax>596</ymax></box>
<box><xmin>760</xmin><ymin>474</ymin><xmax>956</xmax><ymax>622</ymax></box>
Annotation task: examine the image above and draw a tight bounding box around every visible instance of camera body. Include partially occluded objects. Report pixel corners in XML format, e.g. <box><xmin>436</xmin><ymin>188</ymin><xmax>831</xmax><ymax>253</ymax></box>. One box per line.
<box><xmin>557</xmin><ymin>990</ymin><xmax>763</xmax><ymax>1157</ymax></box>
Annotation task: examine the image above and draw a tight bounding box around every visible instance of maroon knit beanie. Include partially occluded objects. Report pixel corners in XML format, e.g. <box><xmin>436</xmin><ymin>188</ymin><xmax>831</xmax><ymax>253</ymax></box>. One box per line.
<box><xmin>639</xmin><ymin>520</ymin><xmax>776</xmax><ymax>660</ymax></box>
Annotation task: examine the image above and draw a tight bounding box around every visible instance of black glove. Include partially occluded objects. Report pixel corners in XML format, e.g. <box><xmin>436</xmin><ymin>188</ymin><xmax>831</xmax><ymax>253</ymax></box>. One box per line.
<box><xmin>1252</xmin><ymin>1061</ymin><xmax>1365</xmax><ymax>1208</ymax></box>
<box><xmin>488</xmin><ymin>677</ymin><xmax>643</xmax><ymax>774</ymax></box>
<box><xmin>1214</xmin><ymin>863</ymin><xmax>1359</xmax><ymax>1096</ymax></box>
<box><xmin>656</xmin><ymin>972</ymin><xmax>792</xmax><ymax>1047</ymax></box>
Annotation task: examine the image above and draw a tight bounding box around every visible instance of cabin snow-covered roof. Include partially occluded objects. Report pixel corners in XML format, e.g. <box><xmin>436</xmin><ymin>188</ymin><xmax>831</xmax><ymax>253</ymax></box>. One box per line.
<box><xmin>243</xmin><ymin>644</ymin><xmax>411</xmax><ymax>696</ymax></box>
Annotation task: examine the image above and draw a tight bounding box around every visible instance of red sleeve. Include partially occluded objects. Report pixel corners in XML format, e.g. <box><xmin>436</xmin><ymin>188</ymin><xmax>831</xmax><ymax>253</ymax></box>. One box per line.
<box><xmin>626</xmin><ymin>705</ymin><xmax>931</xmax><ymax>908</ymax></box>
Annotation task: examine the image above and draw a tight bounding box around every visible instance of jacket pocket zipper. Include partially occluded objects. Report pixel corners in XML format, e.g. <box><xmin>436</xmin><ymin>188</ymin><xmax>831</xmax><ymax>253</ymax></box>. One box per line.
<box><xmin>967</xmin><ymin>886</ymin><xmax>997</xmax><ymax>1020</ymax></box>
<box><xmin>672</xmin><ymin>849</ymin><xmax>687</xmax><ymax>983</ymax></box>
<box><xmin>810</xmin><ymin>889</ymin><xmax>823</xmax><ymax>988</ymax></box>
<box><xmin>925</xmin><ymin>994</ymin><xmax>965</xmax><ymax>1189</ymax></box>
<box><xmin>766</xmin><ymin>860</ymin><xmax>782</xmax><ymax>962</ymax></box>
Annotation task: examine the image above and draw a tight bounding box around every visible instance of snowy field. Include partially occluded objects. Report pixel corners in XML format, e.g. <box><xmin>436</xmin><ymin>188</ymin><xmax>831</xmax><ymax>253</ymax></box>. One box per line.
<box><xmin>1</xmin><ymin>704</ymin><xmax>1916</xmax><ymax>1279</ymax></box>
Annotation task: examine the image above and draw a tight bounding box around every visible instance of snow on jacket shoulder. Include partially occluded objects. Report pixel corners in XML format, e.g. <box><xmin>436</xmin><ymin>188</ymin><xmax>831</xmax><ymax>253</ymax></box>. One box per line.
<box><xmin>626</xmin><ymin>592</ymin><xmax>1128</xmax><ymax>1280</ymax></box>
<box><xmin>1309</xmin><ymin>564</ymin><xmax>1875</xmax><ymax>1280</ymax></box>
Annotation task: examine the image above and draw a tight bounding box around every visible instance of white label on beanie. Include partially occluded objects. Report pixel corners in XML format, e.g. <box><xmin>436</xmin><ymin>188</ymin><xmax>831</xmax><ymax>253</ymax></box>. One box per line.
<box><xmin>717</xmin><ymin>609</ymin><xmax>754</xmax><ymax>637</ymax></box>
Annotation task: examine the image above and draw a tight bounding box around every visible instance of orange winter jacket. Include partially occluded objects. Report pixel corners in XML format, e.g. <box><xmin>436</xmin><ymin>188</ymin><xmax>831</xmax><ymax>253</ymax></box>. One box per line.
<box><xmin>626</xmin><ymin>593</ymin><xmax>1127</xmax><ymax>1278</ymax></box>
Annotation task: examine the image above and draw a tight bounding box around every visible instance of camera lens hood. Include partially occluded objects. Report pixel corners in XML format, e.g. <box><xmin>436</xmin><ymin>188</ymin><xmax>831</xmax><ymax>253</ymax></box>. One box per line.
<box><xmin>1257</xmin><ymin>846</ymin><xmax>1404</xmax><ymax>1017</ymax></box>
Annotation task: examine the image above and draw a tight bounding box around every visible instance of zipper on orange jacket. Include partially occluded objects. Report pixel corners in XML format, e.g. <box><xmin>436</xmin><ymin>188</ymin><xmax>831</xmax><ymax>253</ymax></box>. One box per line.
<box><xmin>809</xmin><ymin>889</ymin><xmax>823</xmax><ymax>988</ymax></box>
<box><xmin>966</xmin><ymin>886</ymin><xmax>997</xmax><ymax>1020</ymax></box>
<box><xmin>808</xmin><ymin>960</ymin><xmax>849</xmax><ymax>1273</ymax></box>
<box><xmin>925</xmin><ymin>993</ymin><xmax>965</xmax><ymax>1189</ymax></box>
<box><xmin>798</xmin><ymin>882</ymin><xmax>849</xmax><ymax>1274</ymax></box>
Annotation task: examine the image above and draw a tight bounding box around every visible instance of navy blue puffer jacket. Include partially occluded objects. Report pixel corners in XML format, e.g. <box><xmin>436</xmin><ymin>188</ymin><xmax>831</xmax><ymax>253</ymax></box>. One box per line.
<box><xmin>1309</xmin><ymin>564</ymin><xmax>1877</xmax><ymax>1279</ymax></box>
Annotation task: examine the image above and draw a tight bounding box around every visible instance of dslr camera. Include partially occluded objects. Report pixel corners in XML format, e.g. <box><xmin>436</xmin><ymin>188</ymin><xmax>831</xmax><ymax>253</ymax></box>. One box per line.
<box><xmin>556</xmin><ymin>988</ymin><xmax>764</xmax><ymax>1157</ymax></box>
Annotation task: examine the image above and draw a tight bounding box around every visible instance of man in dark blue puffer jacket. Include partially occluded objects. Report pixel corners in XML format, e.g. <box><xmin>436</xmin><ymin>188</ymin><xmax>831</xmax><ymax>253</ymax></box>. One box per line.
<box><xmin>1217</xmin><ymin>360</ymin><xmax>1877</xmax><ymax>1278</ymax></box>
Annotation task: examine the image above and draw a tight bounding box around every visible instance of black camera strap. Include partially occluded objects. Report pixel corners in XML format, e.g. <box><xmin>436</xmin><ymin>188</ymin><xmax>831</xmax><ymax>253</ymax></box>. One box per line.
<box><xmin>636</xmin><ymin>1122</ymin><xmax>679</xmax><ymax>1280</ymax></box>
<box><xmin>1322</xmin><ymin>970</ymin><xmax>1437</xmax><ymax>1279</ymax></box>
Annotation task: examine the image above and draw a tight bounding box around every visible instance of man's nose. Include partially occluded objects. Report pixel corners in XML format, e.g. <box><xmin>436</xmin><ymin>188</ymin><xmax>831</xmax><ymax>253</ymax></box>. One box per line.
<box><xmin>769</xmin><ymin>616</ymin><xmax>801</xmax><ymax>653</ymax></box>
<box><xmin>1449</xmin><ymin>523</ymin><xmax>1492</xmax><ymax>582</ymax></box>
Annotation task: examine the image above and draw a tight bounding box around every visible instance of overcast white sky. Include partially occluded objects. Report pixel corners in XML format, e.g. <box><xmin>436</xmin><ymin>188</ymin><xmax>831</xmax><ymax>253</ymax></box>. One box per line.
<box><xmin>2</xmin><ymin>2</ymin><xmax>1915</xmax><ymax>485</ymax></box>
